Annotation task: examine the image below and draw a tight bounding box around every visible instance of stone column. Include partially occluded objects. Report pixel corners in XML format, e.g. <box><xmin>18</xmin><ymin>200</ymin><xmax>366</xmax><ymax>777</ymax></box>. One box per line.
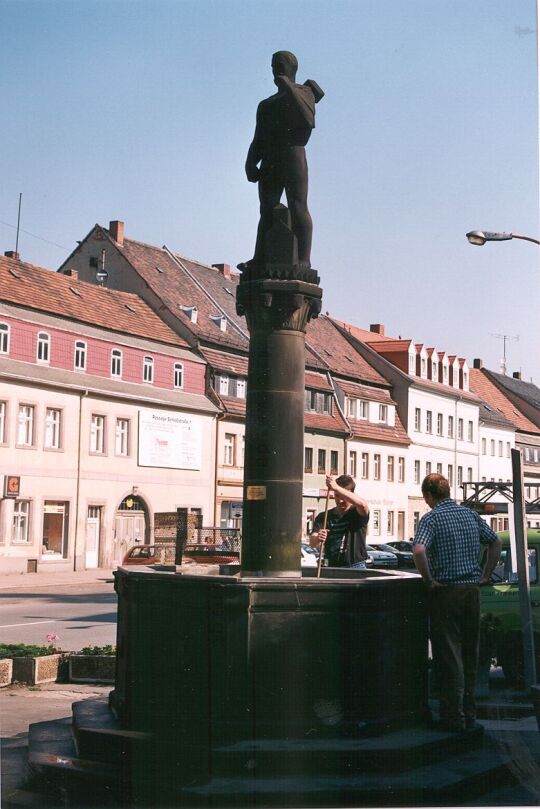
<box><xmin>236</xmin><ymin>206</ymin><xmax>322</xmax><ymax>575</ymax></box>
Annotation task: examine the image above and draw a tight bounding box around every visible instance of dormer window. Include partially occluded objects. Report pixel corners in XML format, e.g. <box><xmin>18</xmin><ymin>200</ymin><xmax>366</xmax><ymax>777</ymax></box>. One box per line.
<box><xmin>379</xmin><ymin>404</ymin><xmax>388</xmax><ymax>424</ymax></box>
<box><xmin>431</xmin><ymin>360</ymin><xmax>438</xmax><ymax>381</ymax></box>
<box><xmin>210</xmin><ymin>314</ymin><xmax>227</xmax><ymax>332</ymax></box>
<box><xmin>180</xmin><ymin>305</ymin><xmax>198</xmax><ymax>324</ymax></box>
<box><xmin>408</xmin><ymin>354</ymin><xmax>415</xmax><ymax>375</ymax></box>
<box><xmin>37</xmin><ymin>332</ymin><xmax>50</xmax><ymax>363</ymax></box>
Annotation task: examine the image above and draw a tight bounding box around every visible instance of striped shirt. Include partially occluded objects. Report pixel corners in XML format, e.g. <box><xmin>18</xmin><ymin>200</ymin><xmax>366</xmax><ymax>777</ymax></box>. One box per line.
<box><xmin>413</xmin><ymin>498</ymin><xmax>498</xmax><ymax>584</ymax></box>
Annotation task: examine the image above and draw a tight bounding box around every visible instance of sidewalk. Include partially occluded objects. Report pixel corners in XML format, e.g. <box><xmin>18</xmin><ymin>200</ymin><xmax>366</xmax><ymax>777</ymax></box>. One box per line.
<box><xmin>0</xmin><ymin>568</ymin><xmax>116</xmax><ymax>591</ymax></box>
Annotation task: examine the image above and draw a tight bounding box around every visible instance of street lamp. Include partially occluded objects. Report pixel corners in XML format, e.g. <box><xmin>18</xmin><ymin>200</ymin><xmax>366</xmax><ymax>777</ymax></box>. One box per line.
<box><xmin>466</xmin><ymin>230</ymin><xmax>540</xmax><ymax>246</ymax></box>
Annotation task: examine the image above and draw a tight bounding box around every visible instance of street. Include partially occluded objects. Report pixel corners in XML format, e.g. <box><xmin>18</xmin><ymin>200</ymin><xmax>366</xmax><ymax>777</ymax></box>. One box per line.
<box><xmin>0</xmin><ymin>580</ymin><xmax>117</xmax><ymax>652</ymax></box>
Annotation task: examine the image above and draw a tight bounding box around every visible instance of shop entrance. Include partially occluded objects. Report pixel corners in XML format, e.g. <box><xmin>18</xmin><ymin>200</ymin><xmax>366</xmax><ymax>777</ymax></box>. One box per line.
<box><xmin>85</xmin><ymin>506</ymin><xmax>102</xmax><ymax>568</ymax></box>
<box><xmin>113</xmin><ymin>495</ymin><xmax>147</xmax><ymax>563</ymax></box>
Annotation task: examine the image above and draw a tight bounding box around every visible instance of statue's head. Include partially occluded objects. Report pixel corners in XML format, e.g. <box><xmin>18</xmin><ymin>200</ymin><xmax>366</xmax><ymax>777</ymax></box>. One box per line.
<box><xmin>272</xmin><ymin>51</ymin><xmax>298</xmax><ymax>83</ymax></box>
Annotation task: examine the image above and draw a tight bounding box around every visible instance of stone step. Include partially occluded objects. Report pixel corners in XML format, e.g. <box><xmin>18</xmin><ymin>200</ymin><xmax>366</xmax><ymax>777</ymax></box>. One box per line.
<box><xmin>211</xmin><ymin>723</ymin><xmax>484</xmax><ymax>776</ymax></box>
<box><xmin>182</xmin><ymin>732</ymin><xmax>540</xmax><ymax>807</ymax></box>
<box><xmin>72</xmin><ymin>697</ymin><xmax>152</xmax><ymax>764</ymax></box>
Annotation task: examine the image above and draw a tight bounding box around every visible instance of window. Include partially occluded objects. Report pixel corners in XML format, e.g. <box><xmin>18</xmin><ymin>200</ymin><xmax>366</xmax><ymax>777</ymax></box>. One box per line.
<box><xmin>506</xmin><ymin>442</ymin><xmax>511</xmax><ymax>458</ymax></box>
<box><xmin>361</xmin><ymin>452</ymin><xmax>369</xmax><ymax>479</ymax></box>
<box><xmin>318</xmin><ymin>449</ymin><xmax>326</xmax><ymax>474</ymax></box>
<box><xmin>224</xmin><ymin>433</ymin><xmax>235</xmax><ymax>466</ymax></box>
<box><xmin>457</xmin><ymin>466</ymin><xmax>463</xmax><ymax>487</ymax></box>
<box><xmin>240</xmin><ymin>435</ymin><xmax>245</xmax><ymax>466</ymax></box>
<box><xmin>481</xmin><ymin>438</ymin><xmax>486</xmax><ymax>455</ymax></box>
<box><xmin>346</xmin><ymin>398</ymin><xmax>355</xmax><ymax>418</ymax></box>
<box><xmin>372</xmin><ymin>510</ymin><xmax>381</xmax><ymax>536</ymax></box>
<box><xmin>37</xmin><ymin>332</ymin><xmax>50</xmax><ymax>363</ymax></box>
<box><xmin>468</xmin><ymin>421</ymin><xmax>473</xmax><ymax>442</ymax></box>
<box><xmin>172</xmin><ymin>362</ymin><xmax>184</xmax><ymax>389</ymax></box>
<box><xmin>448</xmin><ymin>415</ymin><xmax>454</xmax><ymax>438</ymax></box>
<box><xmin>387</xmin><ymin>511</ymin><xmax>394</xmax><ymax>535</ymax></box>
<box><xmin>348</xmin><ymin>450</ymin><xmax>357</xmax><ymax>477</ymax></box>
<box><xmin>347</xmin><ymin>398</ymin><xmax>367</xmax><ymax>419</ymax></box>
<box><xmin>448</xmin><ymin>464</ymin><xmax>453</xmax><ymax>486</ymax></box>
<box><xmin>330</xmin><ymin>450</ymin><xmax>339</xmax><ymax>475</ymax></box>
<box><xmin>219</xmin><ymin>374</ymin><xmax>229</xmax><ymax>396</ymax></box>
<box><xmin>437</xmin><ymin>413</ymin><xmax>443</xmax><ymax>436</ymax></box>
<box><xmin>17</xmin><ymin>404</ymin><xmax>34</xmax><ymax>446</ymax></box>
<box><xmin>12</xmin><ymin>501</ymin><xmax>29</xmax><ymax>543</ymax></box>
<box><xmin>436</xmin><ymin>462</ymin><xmax>442</xmax><ymax>475</ymax></box>
<box><xmin>304</xmin><ymin>447</ymin><xmax>313</xmax><ymax>473</ymax></box>
<box><xmin>414</xmin><ymin>408</ymin><xmax>421</xmax><ymax>431</ymax></box>
<box><xmin>0</xmin><ymin>323</ymin><xmax>9</xmax><ymax>354</ymax></box>
<box><xmin>44</xmin><ymin>408</ymin><xmax>61</xmax><ymax>449</ymax></box>
<box><xmin>115</xmin><ymin>418</ymin><xmax>129</xmax><ymax>456</ymax></box>
<box><xmin>398</xmin><ymin>457</ymin><xmax>405</xmax><ymax>483</ymax></box>
<box><xmin>414</xmin><ymin>460</ymin><xmax>420</xmax><ymax>484</ymax></box>
<box><xmin>498</xmin><ymin>441</ymin><xmax>503</xmax><ymax>457</ymax></box>
<box><xmin>42</xmin><ymin>501</ymin><xmax>69</xmax><ymax>557</ymax></box>
<box><xmin>143</xmin><ymin>356</ymin><xmax>154</xmax><ymax>383</ymax></box>
<box><xmin>413</xmin><ymin>511</ymin><xmax>420</xmax><ymax>531</ymax></box>
<box><xmin>379</xmin><ymin>404</ymin><xmax>388</xmax><ymax>424</ymax></box>
<box><xmin>426</xmin><ymin>411</ymin><xmax>432</xmax><ymax>434</ymax></box>
<box><xmin>490</xmin><ymin>439</ymin><xmax>495</xmax><ymax>456</ymax></box>
<box><xmin>458</xmin><ymin>418</ymin><xmax>464</xmax><ymax>440</ymax></box>
<box><xmin>0</xmin><ymin>401</ymin><xmax>6</xmax><ymax>443</ymax></box>
<box><xmin>426</xmin><ymin>461</ymin><xmax>432</xmax><ymax>476</ymax></box>
<box><xmin>467</xmin><ymin>467</ymin><xmax>473</xmax><ymax>482</ymax></box>
<box><xmin>359</xmin><ymin>400</ymin><xmax>368</xmax><ymax>419</ymax></box>
<box><xmin>236</xmin><ymin>378</ymin><xmax>246</xmax><ymax>399</ymax></box>
<box><xmin>305</xmin><ymin>390</ymin><xmax>333</xmax><ymax>414</ymax></box>
<box><xmin>374</xmin><ymin>454</ymin><xmax>381</xmax><ymax>480</ymax></box>
<box><xmin>74</xmin><ymin>340</ymin><xmax>87</xmax><ymax>370</ymax></box>
<box><xmin>90</xmin><ymin>414</ymin><xmax>105</xmax><ymax>454</ymax></box>
<box><xmin>486</xmin><ymin>547</ymin><xmax>538</xmax><ymax>586</ymax></box>
<box><xmin>111</xmin><ymin>349</ymin><xmax>122</xmax><ymax>378</ymax></box>
<box><xmin>387</xmin><ymin>455</ymin><xmax>394</xmax><ymax>482</ymax></box>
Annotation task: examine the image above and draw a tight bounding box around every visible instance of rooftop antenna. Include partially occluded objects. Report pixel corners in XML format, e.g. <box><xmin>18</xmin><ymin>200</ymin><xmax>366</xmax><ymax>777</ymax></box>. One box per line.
<box><xmin>15</xmin><ymin>193</ymin><xmax>22</xmax><ymax>255</ymax></box>
<box><xmin>490</xmin><ymin>332</ymin><xmax>519</xmax><ymax>375</ymax></box>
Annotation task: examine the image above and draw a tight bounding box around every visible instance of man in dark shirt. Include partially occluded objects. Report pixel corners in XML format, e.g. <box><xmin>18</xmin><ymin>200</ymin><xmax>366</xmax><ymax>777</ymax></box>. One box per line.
<box><xmin>310</xmin><ymin>474</ymin><xmax>370</xmax><ymax>568</ymax></box>
<box><xmin>413</xmin><ymin>473</ymin><xmax>501</xmax><ymax>732</ymax></box>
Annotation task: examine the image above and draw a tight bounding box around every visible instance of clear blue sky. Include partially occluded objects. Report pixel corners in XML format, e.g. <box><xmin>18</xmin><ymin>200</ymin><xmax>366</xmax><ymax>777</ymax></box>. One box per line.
<box><xmin>1</xmin><ymin>0</ymin><xmax>538</xmax><ymax>381</ymax></box>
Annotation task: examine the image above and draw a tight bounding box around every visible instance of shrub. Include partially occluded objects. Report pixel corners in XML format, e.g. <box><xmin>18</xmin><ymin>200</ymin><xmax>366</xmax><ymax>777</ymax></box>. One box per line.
<box><xmin>0</xmin><ymin>643</ymin><xmax>60</xmax><ymax>659</ymax></box>
<box><xmin>75</xmin><ymin>645</ymin><xmax>116</xmax><ymax>656</ymax></box>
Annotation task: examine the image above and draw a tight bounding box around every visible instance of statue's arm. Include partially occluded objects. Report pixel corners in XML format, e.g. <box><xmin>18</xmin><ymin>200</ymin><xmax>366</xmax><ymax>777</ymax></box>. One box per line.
<box><xmin>245</xmin><ymin>104</ymin><xmax>264</xmax><ymax>183</ymax></box>
<box><xmin>276</xmin><ymin>76</ymin><xmax>316</xmax><ymax>128</ymax></box>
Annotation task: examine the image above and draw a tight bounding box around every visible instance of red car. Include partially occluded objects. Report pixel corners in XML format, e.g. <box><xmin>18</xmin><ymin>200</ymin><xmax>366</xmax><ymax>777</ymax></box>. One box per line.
<box><xmin>122</xmin><ymin>545</ymin><xmax>158</xmax><ymax>565</ymax></box>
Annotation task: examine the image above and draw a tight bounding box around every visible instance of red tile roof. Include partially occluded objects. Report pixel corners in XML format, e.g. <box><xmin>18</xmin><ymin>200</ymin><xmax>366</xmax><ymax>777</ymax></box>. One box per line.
<box><xmin>336</xmin><ymin>379</ymin><xmax>392</xmax><ymax>404</ymax></box>
<box><xmin>470</xmin><ymin>369</ymin><xmax>539</xmax><ymax>434</ymax></box>
<box><xmin>305</xmin><ymin>371</ymin><xmax>333</xmax><ymax>391</ymax></box>
<box><xmin>199</xmin><ymin>347</ymin><xmax>249</xmax><ymax>376</ymax></box>
<box><xmin>219</xmin><ymin>395</ymin><xmax>247</xmax><ymax>418</ymax></box>
<box><xmin>331</xmin><ymin>319</ymin><xmax>395</xmax><ymax>343</ymax></box>
<box><xmin>0</xmin><ymin>254</ymin><xmax>188</xmax><ymax>347</ymax></box>
<box><xmin>305</xmin><ymin>409</ymin><xmax>349</xmax><ymax>435</ymax></box>
<box><xmin>349</xmin><ymin>418</ymin><xmax>410</xmax><ymax>446</ymax></box>
<box><xmin>306</xmin><ymin>316</ymin><xmax>388</xmax><ymax>385</ymax></box>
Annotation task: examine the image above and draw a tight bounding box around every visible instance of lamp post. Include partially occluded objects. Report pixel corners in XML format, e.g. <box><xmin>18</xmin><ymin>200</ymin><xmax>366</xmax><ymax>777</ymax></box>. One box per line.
<box><xmin>466</xmin><ymin>230</ymin><xmax>540</xmax><ymax>247</ymax></box>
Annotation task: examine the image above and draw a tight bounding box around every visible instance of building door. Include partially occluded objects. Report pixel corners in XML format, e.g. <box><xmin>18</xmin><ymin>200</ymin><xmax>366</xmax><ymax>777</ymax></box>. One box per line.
<box><xmin>114</xmin><ymin>496</ymin><xmax>147</xmax><ymax>563</ymax></box>
<box><xmin>397</xmin><ymin>511</ymin><xmax>406</xmax><ymax>541</ymax></box>
<box><xmin>85</xmin><ymin>507</ymin><xmax>101</xmax><ymax>569</ymax></box>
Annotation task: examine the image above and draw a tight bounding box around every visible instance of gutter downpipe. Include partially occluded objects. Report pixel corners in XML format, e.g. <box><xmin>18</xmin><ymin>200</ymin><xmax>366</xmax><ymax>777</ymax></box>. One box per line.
<box><xmin>73</xmin><ymin>390</ymin><xmax>89</xmax><ymax>571</ymax></box>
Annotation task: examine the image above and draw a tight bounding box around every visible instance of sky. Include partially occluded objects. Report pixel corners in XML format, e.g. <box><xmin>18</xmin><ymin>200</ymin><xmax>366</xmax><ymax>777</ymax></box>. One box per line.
<box><xmin>1</xmin><ymin>0</ymin><xmax>538</xmax><ymax>381</ymax></box>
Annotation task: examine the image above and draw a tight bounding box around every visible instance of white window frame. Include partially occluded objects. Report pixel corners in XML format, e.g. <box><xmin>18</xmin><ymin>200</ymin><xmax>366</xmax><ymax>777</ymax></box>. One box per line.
<box><xmin>426</xmin><ymin>461</ymin><xmax>432</xmax><ymax>476</ymax></box>
<box><xmin>448</xmin><ymin>464</ymin><xmax>454</xmax><ymax>486</ymax></box>
<box><xmin>304</xmin><ymin>446</ymin><xmax>313</xmax><ymax>473</ymax></box>
<box><xmin>437</xmin><ymin>413</ymin><xmax>443</xmax><ymax>436</ymax></box>
<box><xmin>224</xmin><ymin>433</ymin><xmax>235</xmax><ymax>466</ymax></box>
<box><xmin>387</xmin><ymin>511</ymin><xmax>394</xmax><ymax>535</ymax></box>
<box><xmin>426</xmin><ymin>411</ymin><xmax>432</xmax><ymax>434</ymax></box>
<box><xmin>414</xmin><ymin>460</ymin><xmax>420</xmax><ymax>484</ymax></box>
<box><xmin>37</xmin><ymin>331</ymin><xmax>50</xmax><ymax>363</ymax></box>
<box><xmin>173</xmin><ymin>362</ymin><xmax>184</xmax><ymax>389</ymax></box>
<box><xmin>468</xmin><ymin>421</ymin><xmax>473</xmax><ymax>442</ymax></box>
<box><xmin>12</xmin><ymin>500</ymin><xmax>30</xmax><ymax>543</ymax></box>
<box><xmin>0</xmin><ymin>401</ymin><xmax>6</xmax><ymax>444</ymax></box>
<box><xmin>398</xmin><ymin>457</ymin><xmax>405</xmax><ymax>483</ymax></box>
<box><xmin>115</xmin><ymin>418</ymin><xmax>129</xmax><ymax>457</ymax></box>
<box><xmin>111</xmin><ymin>349</ymin><xmax>122</xmax><ymax>378</ymax></box>
<box><xmin>0</xmin><ymin>323</ymin><xmax>9</xmax><ymax>354</ymax></box>
<box><xmin>74</xmin><ymin>340</ymin><xmax>87</xmax><ymax>371</ymax></box>
<box><xmin>219</xmin><ymin>374</ymin><xmax>229</xmax><ymax>396</ymax></box>
<box><xmin>387</xmin><ymin>455</ymin><xmax>394</xmax><ymax>482</ymax></box>
<box><xmin>457</xmin><ymin>418</ymin><xmax>464</xmax><ymax>440</ymax></box>
<box><xmin>482</xmin><ymin>437</ymin><xmax>486</xmax><ymax>455</ymax></box>
<box><xmin>17</xmin><ymin>404</ymin><xmax>35</xmax><ymax>446</ymax></box>
<box><xmin>374</xmin><ymin>454</ymin><xmax>381</xmax><ymax>480</ymax></box>
<box><xmin>379</xmin><ymin>404</ymin><xmax>388</xmax><ymax>424</ymax></box>
<box><xmin>44</xmin><ymin>408</ymin><xmax>61</xmax><ymax>449</ymax></box>
<box><xmin>143</xmin><ymin>356</ymin><xmax>154</xmax><ymax>384</ymax></box>
<box><xmin>448</xmin><ymin>415</ymin><xmax>454</xmax><ymax>438</ymax></box>
<box><xmin>236</xmin><ymin>378</ymin><xmax>246</xmax><ymax>399</ymax></box>
<box><xmin>372</xmin><ymin>510</ymin><xmax>381</xmax><ymax>536</ymax></box>
<box><xmin>90</xmin><ymin>414</ymin><xmax>106</xmax><ymax>454</ymax></box>
<box><xmin>359</xmin><ymin>400</ymin><xmax>368</xmax><ymax>419</ymax></box>
<box><xmin>414</xmin><ymin>408</ymin><xmax>421</xmax><ymax>431</ymax></box>
<box><xmin>348</xmin><ymin>450</ymin><xmax>357</xmax><ymax>477</ymax></box>
<box><xmin>361</xmin><ymin>452</ymin><xmax>369</xmax><ymax>479</ymax></box>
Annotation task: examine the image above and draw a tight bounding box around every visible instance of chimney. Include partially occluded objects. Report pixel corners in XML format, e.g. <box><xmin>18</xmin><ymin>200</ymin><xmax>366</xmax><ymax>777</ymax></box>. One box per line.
<box><xmin>513</xmin><ymin>371</ymin><xmax>522</xmax><ymax>380</ymax></box>
<box><xmin>370</xmin><ymin>323</ymin><xmax>385</xmax><ymax>336</ymax></box>
<box><xmin>473</xmin><ymin>358</ymin><xmax>483</xmax><ymax>369</ymax></box>
<box><xmin>213</xmin><ymin>263</ymin><xmax>231</xmax><ymax>279</ymax></box>
<box><xmin>62</xmin><ymin>268</ymin><xmax>78</xmax><ymax>279</ymax></box>
<box><xmin>109</xmin><ymin>220</ymin><xmax>124</xmax><ymax>246</ymax></box>
<box><xmin>4</xmin><ymin>250</ymin><xmax>19</xmax><ymax>260</ymax></box>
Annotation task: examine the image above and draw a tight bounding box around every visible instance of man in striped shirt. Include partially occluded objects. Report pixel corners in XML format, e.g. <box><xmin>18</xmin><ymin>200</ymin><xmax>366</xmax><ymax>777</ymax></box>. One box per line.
<box><xmin>413</xmin><ymin>473</ymin><xmax>501</xmax><ymax>732</ymax></box>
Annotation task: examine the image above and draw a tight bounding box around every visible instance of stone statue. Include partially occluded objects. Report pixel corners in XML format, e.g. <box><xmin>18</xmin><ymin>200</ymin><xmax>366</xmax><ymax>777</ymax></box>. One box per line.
<box><xmin>243</xmin><ymin>51</ymin><xmax>324</xmax><ymax>270</ymax></box>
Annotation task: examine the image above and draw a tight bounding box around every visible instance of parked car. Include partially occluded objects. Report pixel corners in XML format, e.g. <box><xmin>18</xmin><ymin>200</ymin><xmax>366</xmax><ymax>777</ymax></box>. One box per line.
<box><xmin>122</xmin><ymin>545</ymin><xmax>158</xmax><ymax>565</ymax></box>
<box><xmin>365</xmin><ymin>544</ymin><xmax>398</xmax><ymax>568</ymax></box>
<box><xmin>379</xmin><ymin>541</ymin><xmax>415</xmax><ymax>567</ymax></box>
<box><xmin>301</xmin><ymin>542</ymin><xmax>319</xmax><ymax>568</ymax></box>
<box><xmin>480</xmin><ymin>528</ymin><xmax>540</xmax><ymax>683</ymax></box>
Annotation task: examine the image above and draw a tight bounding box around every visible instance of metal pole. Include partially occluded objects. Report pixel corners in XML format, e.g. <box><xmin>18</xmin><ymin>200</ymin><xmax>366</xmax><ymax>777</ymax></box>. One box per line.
<box><xmin>15</xmin><ymin>193</ymin><xmax>22</xmax><ymax>255</ymax></box>
<box><xmin>511</xmin><ymin>448</ymin><xmax>536</xmax><ymax>688</ymax></box>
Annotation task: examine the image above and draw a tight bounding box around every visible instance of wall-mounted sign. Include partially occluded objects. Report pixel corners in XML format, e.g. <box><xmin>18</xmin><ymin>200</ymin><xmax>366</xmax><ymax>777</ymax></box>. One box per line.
<box><xmin>246</xmin><ymin>485</ymin><xmax>266</xmax><ymax>501</ymax></box>
<box><xmin>4</xmin><ymin>476</ymin><xmax>20</xmax><ymax>498</ymax></box>
<box><xmin>138</xmin><ymin>410</ymin><xmax>202</xmax><ymax>470</ymax></box>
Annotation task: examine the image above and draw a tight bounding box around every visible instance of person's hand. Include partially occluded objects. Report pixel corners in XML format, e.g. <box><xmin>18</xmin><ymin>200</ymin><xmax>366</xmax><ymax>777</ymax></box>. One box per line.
<box><xmin>325</xmin><ymin>475</ymin><xmax>338</xmax><ymax>492</ymax></box>
<box><xmin>274</xmin><ymin>74</ymin><xmax>292</xmax><ymax>90</ymax></box>
<box><xmin>245</xmin><ymin>163</ymin><xmax>260</xmax><ymax>183</ymax></box>
<box><xmin>317</xmin><ymin>529</ymin><xmax>329</xmax><ymax>544</ymax></box>
<box><xmin>427</xmin><ymin>580</ymin><xmax>446</xmax><ymax>591</ymax></box>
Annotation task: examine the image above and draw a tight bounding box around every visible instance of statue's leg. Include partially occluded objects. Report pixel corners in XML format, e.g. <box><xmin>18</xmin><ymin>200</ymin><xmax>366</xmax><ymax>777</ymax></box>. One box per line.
<box><xmin>285</xmin><ymin>148</ymin><xmax>312</xmax><ymax>268</ymax></box>
<box><xmin>252</xmin><ymin>172</ymin><xmax>283</xmax><ymax>264</ymax></box>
